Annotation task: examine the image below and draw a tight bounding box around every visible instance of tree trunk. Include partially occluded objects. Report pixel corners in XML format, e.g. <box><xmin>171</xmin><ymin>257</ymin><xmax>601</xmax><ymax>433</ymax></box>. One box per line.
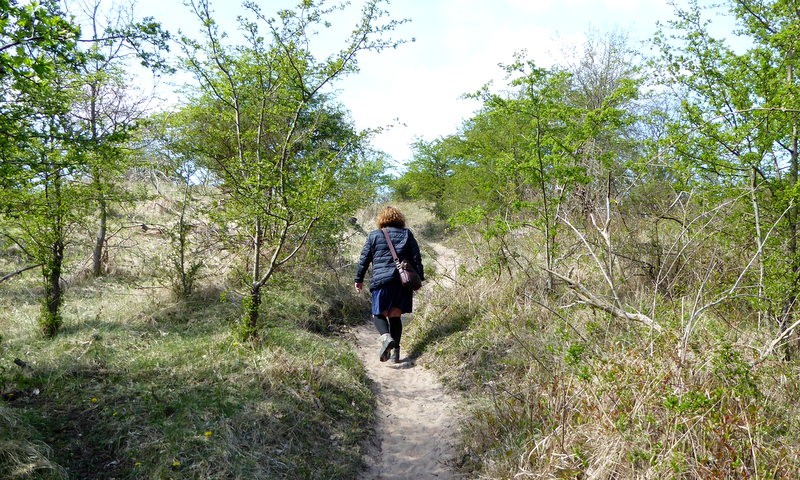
<box><xmin>177</xmin><ymin>198</ymin><xmax>189</xmax><ymax>297</ymax></box>
<box><xmin>244</xmin><ymin>215</ymin><xmax>264</xmax><ymax>340</ymax></box>
<box><xmin>535</xmin><ymin>124</ymin><xmax>555</xmax><ymax>292</ymax></box>
<box><xmin>783</xmin><ymin>63</ymin><xmax>799</xmax><ymax>359</ymax></box>
<box><xmin>750</xmin><ymin>167</ymin><xmax>765</xmax><ymax>327</ymax></box>
<box><xmin>247</xmin><ymin>283</ymin><xmax>262</xmax><ymax>338</ymax></box>
<box><xmin>92</xmin><ymin>193</ymin><xmax>107</xmax><ymax>276</ymax></box>
<box><xmin>41</xmin><ymin>168</ymin><xmax>65</xmax><ymax>338</ymax></box>
<box><xmin>42</xmin><ymin>237</ymin><xmax>64</xmax><ymax>338</ymax></box>
<box><xmin>787</xmin><ymin>111</ymin><xmax>799</xmax><ymax>358</ymax></box>
<box><xmin>89</xmin><ymin>78</ymin><xmax>107</xmax><ymax>277</ymax></box>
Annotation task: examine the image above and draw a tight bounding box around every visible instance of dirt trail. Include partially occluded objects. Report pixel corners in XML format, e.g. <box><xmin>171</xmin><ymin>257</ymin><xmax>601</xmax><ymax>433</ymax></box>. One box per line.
<box><xmin>354</xmin><ymin>240</ymin><xmax>462</xmax><ymax>479</ymax></box>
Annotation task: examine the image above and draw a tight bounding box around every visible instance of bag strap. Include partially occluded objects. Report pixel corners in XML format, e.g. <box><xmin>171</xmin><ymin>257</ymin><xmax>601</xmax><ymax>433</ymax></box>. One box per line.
<box><xmin>381</xmin><ymin>228</ymin><xmax>402</xmax><ymax>267</ymax></box>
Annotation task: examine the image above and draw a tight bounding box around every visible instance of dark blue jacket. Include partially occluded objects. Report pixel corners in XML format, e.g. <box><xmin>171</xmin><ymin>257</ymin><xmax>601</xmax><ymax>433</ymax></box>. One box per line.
<box><xmin>355</xmin><ymin>227</ymin><xmax>424</xmax><ymax>289</ymax></box>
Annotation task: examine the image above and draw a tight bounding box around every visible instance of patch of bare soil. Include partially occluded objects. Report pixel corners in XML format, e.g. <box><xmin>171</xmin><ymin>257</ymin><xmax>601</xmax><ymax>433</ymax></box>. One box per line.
<box><xmin>424</xmin><ymin>241</ymin><xmax>460</xmax><ymax>289</ymax></box>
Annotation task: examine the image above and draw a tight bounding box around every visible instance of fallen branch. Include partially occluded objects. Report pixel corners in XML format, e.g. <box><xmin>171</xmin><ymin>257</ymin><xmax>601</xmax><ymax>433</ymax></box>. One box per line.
<box><xmin>755</xmin><ymin>307</ymin><xmax>800</xmax><ymax>365</ymax></box>
<box><xmin>547</xmin><ymin>269</ymin><xmax>663</xmax><ymax>333</ymax></box>
<box><xmin>0</xmin><ymin>264</ymin><xmax>42</xmax><ymax>284</ymax></box>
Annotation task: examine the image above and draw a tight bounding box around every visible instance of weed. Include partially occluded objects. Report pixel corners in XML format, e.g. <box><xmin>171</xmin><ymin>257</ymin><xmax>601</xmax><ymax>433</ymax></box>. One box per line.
<box><xmin>403</xmin><ymin>223</ymin><xmax>800</xmax><ymax>478</ymax></box>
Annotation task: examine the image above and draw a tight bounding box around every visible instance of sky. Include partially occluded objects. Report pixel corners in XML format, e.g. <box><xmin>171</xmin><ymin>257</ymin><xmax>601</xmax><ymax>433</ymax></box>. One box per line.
<box><xmin>130</xmin><ymin>0</ymin><xmax>726</xmax><ymax>168</ymax></box>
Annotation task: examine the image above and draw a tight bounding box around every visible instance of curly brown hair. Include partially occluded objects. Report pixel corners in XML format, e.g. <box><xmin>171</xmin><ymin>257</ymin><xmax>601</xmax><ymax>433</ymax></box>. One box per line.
<box><xmin>375</xmin><ymin>206</ymin><xmax>406</xmax><ymax>228</ymax></box>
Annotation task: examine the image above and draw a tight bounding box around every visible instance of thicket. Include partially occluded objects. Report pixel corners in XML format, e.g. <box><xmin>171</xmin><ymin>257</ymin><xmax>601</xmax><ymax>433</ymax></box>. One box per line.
<box><xmin>395</xmin><ymin>2</ymin><xmax>800</xmax><ymax>478</ymax></box>
<box><xmin>8</xmin><ymin>0</ymin><xmax>800</xmax><ymax>478</ymax></box>
<box><xmin>0</xmin><ymin>178</ymin><xmax>376</xmax><ymax>478</ymax></box>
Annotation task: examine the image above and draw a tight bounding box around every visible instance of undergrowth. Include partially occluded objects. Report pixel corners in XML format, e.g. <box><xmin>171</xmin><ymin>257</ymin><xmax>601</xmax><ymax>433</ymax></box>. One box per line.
<box><xmin>0</xmin><ymin>189</ymin><xmax>376</xmax><ymax>479</ymax></box>
<box><xmin>0</xmin><ymin>273</ymin><xmax>374</xmax><ymax>479</ymax></box>
<box><xmin>403</xmin><ymin>231</ymin><xmax>800</xmax><ymax>479</ymax></box>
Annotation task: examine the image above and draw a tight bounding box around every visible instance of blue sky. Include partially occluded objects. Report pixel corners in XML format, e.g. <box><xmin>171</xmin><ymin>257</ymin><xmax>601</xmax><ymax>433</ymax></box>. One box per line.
<box><xmin>132</xmin><ymin>0</ymin><xmax>732</xmax><ymax>167</ymax></box>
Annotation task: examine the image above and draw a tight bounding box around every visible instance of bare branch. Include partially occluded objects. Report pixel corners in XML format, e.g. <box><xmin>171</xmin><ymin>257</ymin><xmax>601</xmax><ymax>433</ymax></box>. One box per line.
<box><xmin>0</xmin><ymin>264</ymin><xmax>43</xmax><ymax>284</ymax></box>
<box><xmin>757</xmin><ymin>308</ymin><xmax>800</xmax><ymax>365</ymax></box>
<box><xmin>547</xmin><ymin>268</ymin><xmax>663</xmax><ymax>332</ymax></box>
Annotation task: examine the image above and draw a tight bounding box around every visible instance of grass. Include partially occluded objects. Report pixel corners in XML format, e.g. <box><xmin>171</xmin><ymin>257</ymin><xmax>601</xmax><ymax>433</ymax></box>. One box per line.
<box><xmin>0</xmin><ymin>274</ymin><xmax>374</xmax><ymax>479</ymax></box>
<box><xmin>17</xmin><ymin>191</ymin><xmax>796</xmax><ymax>479</ymax></box>
<box><xmin>0</xmin><ymin>194</ymin><xmax>376</xmax><ymax>479</ymax></box>
<box><xmin>400</xmin><ymin>227</ymin><xmax>800</xmax><ymax>479</ymax></box>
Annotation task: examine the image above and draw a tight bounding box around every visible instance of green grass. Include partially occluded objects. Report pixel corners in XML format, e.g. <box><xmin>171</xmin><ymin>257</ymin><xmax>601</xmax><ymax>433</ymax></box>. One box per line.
<box><xmin>21</xmin><ymin>194</ymin><xmax>800</xmax><ymax>479</ymax></box>
<box><xmin>0</xmin><ymin>249</ymin><xmax>374</xmax><ymax>479</ymax></box>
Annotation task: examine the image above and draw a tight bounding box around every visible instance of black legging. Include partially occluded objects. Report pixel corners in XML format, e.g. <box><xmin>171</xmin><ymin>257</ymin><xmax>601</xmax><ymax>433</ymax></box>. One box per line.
<box><xmin>373</xmin><ymin>314</ymin><xmax>402</xmax><ymax>346</ymax></box>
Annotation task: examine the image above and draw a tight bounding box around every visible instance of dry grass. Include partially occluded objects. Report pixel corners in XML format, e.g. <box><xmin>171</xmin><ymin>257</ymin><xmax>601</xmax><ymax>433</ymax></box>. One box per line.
<box><xmin>0</xmin><ymin>180</ymin><xmax>376</xmax><ymax>479</ymax></box>
<box><xmin>10</xmin><ymin>178</ymin><xmax>798</xmax><ymax>479</ymax></box>
<box><xmin>401</xmin><ymin>222</ymin><xmax>800</xmax><ymax>479</ymax></box>
<box><xmin>0</xmin><ymin>406</ymin><xmax>65</xmax><ymax>479</ymax></box>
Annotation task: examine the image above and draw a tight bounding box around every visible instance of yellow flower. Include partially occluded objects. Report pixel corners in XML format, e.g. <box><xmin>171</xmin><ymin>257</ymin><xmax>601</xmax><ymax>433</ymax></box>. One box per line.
<box><xmin>204</xmin><ymin>431</ymin><xmax>213</xmax><ymax>437</ymax></box>
<box><xmin>171</xmin><ymin>460</ymin><xmax>181</xmax><ymax>469</ymax></box>
<box><xmin>90</xmin><ymin>397</ymin><xmax>98</xmax><ymax>403</ymax></box>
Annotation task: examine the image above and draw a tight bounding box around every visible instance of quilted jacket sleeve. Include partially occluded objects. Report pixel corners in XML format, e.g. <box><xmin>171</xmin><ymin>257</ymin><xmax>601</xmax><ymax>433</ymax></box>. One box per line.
<box><xmin>354</xmin><ymin>233</ymin><xmax>375</xmax><ymax>284</ymax></box>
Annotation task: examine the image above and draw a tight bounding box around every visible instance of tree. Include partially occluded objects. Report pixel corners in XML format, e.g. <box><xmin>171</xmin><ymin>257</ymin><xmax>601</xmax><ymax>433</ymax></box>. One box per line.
<box><xmin>0</xmin><ymin>0</ymin><xmax>84</xmax><ymax>337</ymax></box>
<box><xmin>0</xmin><ymin>0</ymin><xmax>80</xmax><ymax>163</ymax></box>
<box><xmin>397</xmin><ymin>43</ymin><xmax>639</xmax><ymax>286</ymax></box>
<box><xmin>563</xmin><ymin>30</ymin><xmax>642</xmax><ymax>215</ymax></box>
<box><xmin>67</xmin><ymin>0</ymin><xmax>171</xmax><ymax>276</ymax></box>
<box><xmin>0</xmin><ymin>0</ymin><xmax>169</xmax><ymax>337</ymax></box>
<box><xmin>653</xmin><ymin>0</ymin><xmax>800</xmax><ymax>351</ymax></box>
<box><xmin>140</xmin><ymin>110</ymin><xmax>210</xmax><ymax>299</ymax></box>
<box><xmin>392</xmin><ymin>137</ymin><xmax>459</xmax><ymax>218</ymax></box>
<box><xmin>176</xmin><ymin>0</ymin><xmax>405</xmax><ymax>340</ymax></box>
<box><xmin>466</xmin><ymin>60</ymin><xmax>592</xmax><ymax>286</ymax></box>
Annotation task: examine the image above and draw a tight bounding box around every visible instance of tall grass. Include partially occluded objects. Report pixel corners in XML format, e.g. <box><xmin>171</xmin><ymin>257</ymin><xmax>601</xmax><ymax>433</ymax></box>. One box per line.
<box><xmin>403</xmin><ymin>226</ymin><xmax>800</xmax><ymax>479</ymax></box>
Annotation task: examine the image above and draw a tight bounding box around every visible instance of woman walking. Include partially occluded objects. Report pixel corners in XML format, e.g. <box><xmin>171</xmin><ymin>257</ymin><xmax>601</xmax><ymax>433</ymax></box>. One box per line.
<box><xmin>355</xmin><ymin>206</ymin><xmax>424</xmax><ymax>363</ymax></box>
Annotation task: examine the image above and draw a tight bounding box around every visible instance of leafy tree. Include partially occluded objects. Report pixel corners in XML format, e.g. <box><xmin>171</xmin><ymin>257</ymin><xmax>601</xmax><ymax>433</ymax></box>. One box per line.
<box><xmin>0</xmin><ymin>0</ymin><xmax>80</xmax><ymax>162</ymax></box>
<box><xmin>67</xmin><ymin>0</ymin><xmax>171</xmax><ymax>276</ymax></box>
<box><xmin>175</xmin><ymin>0</ymin><xmax>405</xmax><ymax>340</ymax></box>
<box><xmin>467</xmin><ymin>61</ymin><xmax>591</xmax><ymax>284</ymax></box>
<box><xmin>563</xmin><ymin>30</ymin><xmax>642</xmax><ymax>214</ymax></box>
<box><xmin>0</xmin><ymin>0</ymin><xmax>171</xmax><ymax>336</ymax></box>
<box><xmin>392</xmin><ymin>137</ymin><xmax>459</xmax><ymax>218</ymax></box>
<box><xmin>0</xmin><ymin>0</ymin><xmax>84</xmax><ymax>337</ymax></box>
<box><xmin>653</xmin><ymin>0</ymin><xmax>800</xmax><ymax>345</ymax></box>
<box><xmin>398</xmin><ymin>44</ymin><xmax>639</xmax><ymax>285</ymax></box>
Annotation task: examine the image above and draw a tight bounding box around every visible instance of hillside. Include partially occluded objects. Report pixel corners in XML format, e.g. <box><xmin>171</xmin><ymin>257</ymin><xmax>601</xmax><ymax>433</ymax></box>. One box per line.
<box><xmin>0</xmin><ymin>183</ymin><xmax>384</xmax><ymax>479</ymax></box>
<box><xmin>6</xmin><ymin>185</ymin><xmax>800</xmax><ymax>480</ymax></box>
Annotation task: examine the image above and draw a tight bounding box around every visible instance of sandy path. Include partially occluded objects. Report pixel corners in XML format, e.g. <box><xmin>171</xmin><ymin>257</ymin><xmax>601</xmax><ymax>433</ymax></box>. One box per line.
<box><xmin>354</xmin><ymin>323</ymin><xmax>460</xmax><ymax>479</ymax></box>
<box><xmin>424</xmin><ymin>241</ymin><xmax>460</xmax><ymax>289</ymax></box>
<box><xmin>354</xmin><ymin>241</ymin><xmax>463</xmax><ymax>479</ymax></box>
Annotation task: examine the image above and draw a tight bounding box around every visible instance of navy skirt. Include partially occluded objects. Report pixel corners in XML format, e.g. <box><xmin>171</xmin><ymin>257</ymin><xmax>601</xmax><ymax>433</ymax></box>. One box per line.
<box><xmin>371</xmin><ymin>279</ymin><xmax>413</xmax><ymax>315</ymax></box>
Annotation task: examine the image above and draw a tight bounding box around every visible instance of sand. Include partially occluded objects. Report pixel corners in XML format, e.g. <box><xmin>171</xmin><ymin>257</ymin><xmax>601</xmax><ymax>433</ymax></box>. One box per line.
<box><xmin>354</xmin><ymin>323</ymin><xmax>461</xmax><ymax>479</ymax></box>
